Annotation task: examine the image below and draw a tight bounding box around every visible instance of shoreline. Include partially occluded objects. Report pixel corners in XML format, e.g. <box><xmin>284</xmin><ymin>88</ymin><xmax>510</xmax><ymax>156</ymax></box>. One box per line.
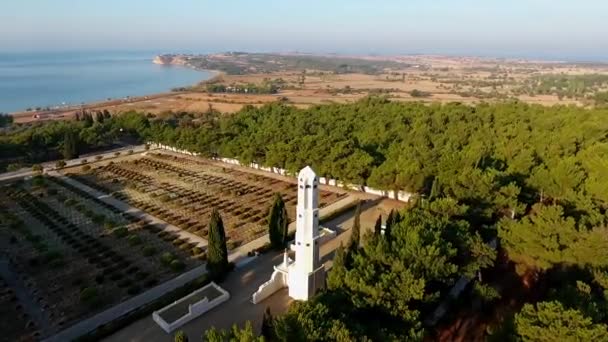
<box><xmin>7</xmin><ymin>59</ymin><xmax>219</xmax><ymax>117</ymax></box>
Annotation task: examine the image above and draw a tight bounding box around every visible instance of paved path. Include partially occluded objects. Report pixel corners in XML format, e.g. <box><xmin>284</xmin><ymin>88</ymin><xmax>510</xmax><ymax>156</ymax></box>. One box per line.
<box><xmin>0</xmin><ymin>145</ymin><xmax>150</xmax><ymax>183</ymax></box>
<box><xmin>0</xmin><ymin>258</ymin><xmax>52</xmax><ymax>334</ymax></box>
<box><xmin>48</xmin><ymin>172</ymin><xmax>208</xmax><ymax>248</ymax></box>
<box><xmin>103</xmin><ymin>210</ymin><xmax>362</xmax><ymax>342</ymax></box>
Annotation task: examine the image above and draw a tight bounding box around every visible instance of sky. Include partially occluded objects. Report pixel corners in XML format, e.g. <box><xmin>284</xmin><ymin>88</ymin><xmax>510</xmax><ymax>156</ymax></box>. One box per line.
<box><xmin>1</xmin><ymin>0</ymin><xmax>608</xmax><ymax>60</ymax></box>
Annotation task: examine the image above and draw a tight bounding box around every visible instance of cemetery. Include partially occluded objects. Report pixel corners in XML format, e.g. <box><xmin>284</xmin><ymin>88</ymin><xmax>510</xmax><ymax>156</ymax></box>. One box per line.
<box><xmin>67</xmin><ymin>152</ymin><xmax>346</xmax><ymax>250</ymax></box>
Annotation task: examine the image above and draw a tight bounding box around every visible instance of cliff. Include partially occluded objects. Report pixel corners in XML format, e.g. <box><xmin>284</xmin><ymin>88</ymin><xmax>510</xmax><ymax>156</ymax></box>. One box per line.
<box><xmin>153</xmin><ymin>54</ymin><xmax>189</xmax><ymax>66</ymax></box>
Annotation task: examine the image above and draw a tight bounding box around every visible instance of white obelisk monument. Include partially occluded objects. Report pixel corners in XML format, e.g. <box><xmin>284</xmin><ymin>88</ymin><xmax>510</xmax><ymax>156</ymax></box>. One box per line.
<box><xmin>251</xmin><ymin>166</ymin><xmax>326</xmax><ymax>303</ymax></box>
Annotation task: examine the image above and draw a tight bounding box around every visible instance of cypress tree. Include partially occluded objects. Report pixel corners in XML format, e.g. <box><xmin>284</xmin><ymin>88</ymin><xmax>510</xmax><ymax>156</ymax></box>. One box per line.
<box><xmin>429</xmin><ymin>176</ymin><xmax>441</xmax><ymax>201</ymax></box>
<box><xmin>327</xmin><ymin>243</ymin><xmax>346</xmax><ymax>290</ymax></box>
<box><xmin>63</xmin><ymin>129</ymin><xmax>78</xmax><ymax>160</ymax></box>
<box><xmin>261</xmin><ymin>306</ymin><xmax>274</xmax><ymax>340</ymax></box>
<box><xmin>349</xmin><ymin>201</ymin><xmax>361</xmax><ymax>249</ymax></box>
<box><xmin>374</xmin><ymin>214</ymin><xmax>382</xmax><ymax>236</ymax></box>
<box><xmin>207</xmin><ymin>209</ymin><xmax>229</xmax><ymax>279</ymax></box>
<box><xmin>385</xmin><ymin>210</ymin><xmax>394</xmax><ymax>243</ymax></box>
<box><xmin>268</xmin><ymin>193</ymin><xmax>289</xmax><ymax>250</ymax></box>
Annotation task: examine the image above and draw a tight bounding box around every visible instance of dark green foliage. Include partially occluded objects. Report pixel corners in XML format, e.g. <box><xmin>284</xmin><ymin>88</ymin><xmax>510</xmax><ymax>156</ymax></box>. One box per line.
<box><xmin>80</xmin><ymin>287</ymin><xmax>99</xmax><ymax>305</ymax></box>
<box><xmin>374</xmin><ymin>214</ymin><xmax>382</xmax><ymax>236</ymax></box>
<box><xmin>327</xmin><ymin>243</ymin><xmax>346</xmax><ymax>290</ymax></box>
<box><xmin>112</xmin><ymin>227</ymin><xmax>128</xmax><ymax>238</ymax></box>
<box><xmin>349</xmin><ymin>201</ymin><xmax>361</xmax><ymax>250</ymax></box>
<box><xmin>410</xmin><ymin>89</ymin><xmax>431</xmax><ymax>98</ymax></box>
<box><xmin>384</xmin><ymin>209</ymin><xmax>395</xmax><ymax>242</ymax></box>
<box><xmin>204</xmin><ymin>321</ymin><xmax>262</xmax><ymax>341</ymax></box>
<box><xmin>0</xmin><ymin>113</ymin><xmax>13</xmax><ymax>128</ymax></box>
<box><xmin>174</xmin><ymin>330</ymin><xmax>188</xmax><ymax>342</ymax></box>
<box><xmin>170</xmin><ymin>260</ymin><xmax>185</xmax><ymax>272</ymax></box>
<box><xmin>142</xmin><ymin>246</ymin><xmax>156</xmax><ymax>256</ymax></box>
<box><xmin>63</xmin><ymin>129</ymin><xmax>79</xmax><ymax>160</ymax></box>
<box><xmin>514</xmin><ymin>301</ymin><xmax>608</xmax><ymax>341</ymax></box>
<box><xmin>207</xmin><ymin>209</ymin><xmax>229</xmax><ymax>279</ymax></box>
<box><xmin>160</xmin><ymin>252</ymin><xmax>176</xmax><ymax>266</ymax></box>
<box><xmin>268</xmin><ymin>193</ymin><xmax>289</xmax><ymax>250</ymax></box>
<box><xmin>261</xmin><ymin>307</ymin><xmax>274</xmax><ymax>340</ymax></box>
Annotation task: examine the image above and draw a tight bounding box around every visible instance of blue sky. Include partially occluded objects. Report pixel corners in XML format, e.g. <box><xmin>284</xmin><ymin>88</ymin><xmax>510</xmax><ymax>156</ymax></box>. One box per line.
<box><xmin>2</xmin><ymin>0</ymin><xmax>607</xmax><ymax>59</ymax></box>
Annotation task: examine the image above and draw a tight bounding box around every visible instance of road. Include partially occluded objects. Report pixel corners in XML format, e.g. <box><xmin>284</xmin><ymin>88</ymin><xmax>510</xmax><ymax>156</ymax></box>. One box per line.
<box><xmin>0</xmin><ymin>144</ymin><xmax>149</xmax><ymax>183</ymax></box>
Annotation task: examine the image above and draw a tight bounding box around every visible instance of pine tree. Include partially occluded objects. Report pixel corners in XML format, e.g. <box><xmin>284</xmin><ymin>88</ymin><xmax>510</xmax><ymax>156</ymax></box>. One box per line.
<box><xmin>268</xmin><ymin>193</ymin><xmax>289</xmax><ymax>250</ymax></box>
<box><xmin>261</xmin><ymin>307</ymin><xmax>274</xmax><ymax>340</ymax></box>
<box><xmin>374</xmin><ymin>214</ymin><xmax>382</xmax><ymax>236</ymax></box>
<box><xmin>349</xmin><ymin>201</ymin><xmax>361</xmax><ymax>249</ymax></box>
<box><xmin>207</xmin><ymin>209</ymin><xmax>229</xmax><ymax>279</ymax></box>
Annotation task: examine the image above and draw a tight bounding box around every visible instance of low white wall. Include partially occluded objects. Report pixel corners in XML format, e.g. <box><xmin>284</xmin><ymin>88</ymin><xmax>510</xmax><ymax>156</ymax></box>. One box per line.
<box><xmin>318</xmin><ymin>227</ymin><xmax>337</xmax><ymax>245</ymax></box>
<box><xmin>149</xmin><ymin>143</ymin><xmax>415</xmax><ymax>203</ymax></box>
<box><xmin>251</xmin><ymin>269</ymin><xmax>288</xmax><ymax>304</ymax></box>
<box><xmin>152</xmin><ymin>282</ymin><xmax>230</xmax><ymax>333</ymax></box>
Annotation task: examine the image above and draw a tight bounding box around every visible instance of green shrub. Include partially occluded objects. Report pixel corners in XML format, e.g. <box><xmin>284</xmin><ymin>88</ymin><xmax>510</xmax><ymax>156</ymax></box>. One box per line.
<box><xmin>128</xmin><ymin>235</ymin><xmax>142</xmax><ymax>246</ymax></box>
<box><xmin>80</xmin><ymin>287</ymin><xmax>98</xmax><ymax>304</ymax></box>
<box><xmin>127</xmin><ymin>285</ymin><xmax>141</xmax><ymax>295</ymax></box>
<box><xmin>32</xmin><ymin>176</ymin><xmax>46</xmax><ymax>187</ymax></box>
<box><xmin>92</xmin><ymin>214</ymin><xmax>106</xmax><ymax>224</ymax></box>
<box><xmin>142</xmin><ymin>246</ymin><xmax>157</xmax><ymax>257</ymax></box>
<box><xmin>174</xmin><ymin>330</ymin><xmax>188</xmax><ymax>342</ymax></box>
<box><xmin>160</xmin><ymin>252</ymin><xmax>175</xmax><ymax>266</ymax></box>
<box><xmin>113</xmin><ymin>227</ymin><xmax>129</xmax><ymax>238</ymax></box>
<box><xmin>82</xmin><ymin>165</ymin><xmax>91</xmax><ymax>172</ymax></box>
<box><xmin>170</xmin><ymin>260</ymin><xmax>185</xmax><ymax>272</ymax></box>
<box><xmin>55</xmin><ymin>160</ymin><xmax>67</xmax><ymax>168</ymax></box>
<box><xmin>64</xmin><ymin>198</ymin><xmax>77</xmax><ymax>206</ymax></box>
<box><xmin>135</xmin><ymin>271</ymin><xmax>149</xmax><ymax>280</ymax></box>
<box><xmin>117</xmin><ymin>279</ymin><xmax>133</xmax><ymax>288</ymax></box>
<box><xmin>103</xmin><ymin>220</ymin><xmax>117</xmax><ymax>230</ymax></box>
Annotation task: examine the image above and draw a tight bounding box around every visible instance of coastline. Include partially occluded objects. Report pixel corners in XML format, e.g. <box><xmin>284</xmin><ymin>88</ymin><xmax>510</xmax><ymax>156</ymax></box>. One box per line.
<box><xmin>6</xmin><ymin>55</ymin><xmax>216</xmax><ymax>117</ymax></box>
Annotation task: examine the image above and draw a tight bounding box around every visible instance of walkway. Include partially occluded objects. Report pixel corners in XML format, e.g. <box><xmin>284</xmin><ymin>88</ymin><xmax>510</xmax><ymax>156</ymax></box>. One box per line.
<box><xmin>103</xmin><ymin>216</ymin><xmax>361</xmax><ymax>342</ymax></box>
<box><xmin>48</xmin><ymin>172</ymin><xmax>208</xmax><ymax>248</ymax></box>
<box><xmin>0</xmin><ymin>145</ymin><xmax>150</xmax><ymax>183</ymax></box>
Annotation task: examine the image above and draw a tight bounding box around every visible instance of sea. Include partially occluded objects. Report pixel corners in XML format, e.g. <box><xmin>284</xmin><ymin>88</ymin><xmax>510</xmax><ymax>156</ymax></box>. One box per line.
<box><xmin>0</xmin><ymin>51</ymin><xmax>213</xmax><ymax>113</ymax></box>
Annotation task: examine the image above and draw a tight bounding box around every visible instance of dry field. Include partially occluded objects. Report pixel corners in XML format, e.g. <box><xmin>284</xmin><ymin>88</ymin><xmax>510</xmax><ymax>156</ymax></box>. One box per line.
<box><xmin>13</xmin><ymin>55</ymin><xmax>608</xmax><ymax>123</ymax></box>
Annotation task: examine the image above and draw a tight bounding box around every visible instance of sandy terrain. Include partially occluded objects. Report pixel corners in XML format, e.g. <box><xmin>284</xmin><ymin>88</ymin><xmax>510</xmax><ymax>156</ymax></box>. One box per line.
<box><xmin>12</xmin><ymin>55</ymin><xmax>608</xmax><ymax>123</ymax></box>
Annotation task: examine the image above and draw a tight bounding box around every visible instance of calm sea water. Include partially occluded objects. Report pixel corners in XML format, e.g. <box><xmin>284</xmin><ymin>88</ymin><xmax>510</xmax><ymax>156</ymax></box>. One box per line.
<box><xmin>0</xmin><ymin>51</ymin><xmax>212</xmax><ymax>113</ymax></box>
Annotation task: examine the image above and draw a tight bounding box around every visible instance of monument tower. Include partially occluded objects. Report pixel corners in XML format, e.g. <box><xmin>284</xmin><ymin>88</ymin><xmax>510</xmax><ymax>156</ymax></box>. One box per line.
<box><xmin>251</xmin><ymin>166</ymin><xmax>326</xmax><ymax>303</ymax></box>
